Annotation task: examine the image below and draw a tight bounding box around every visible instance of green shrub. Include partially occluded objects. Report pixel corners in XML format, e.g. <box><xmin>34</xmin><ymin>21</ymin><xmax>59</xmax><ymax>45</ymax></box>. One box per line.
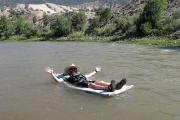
<box><xmin>85</xmin><ymin>16</ymin><xmax>100</xmax><ymax>34</ymax></box>
<box><xmin>157</xmin><ymin>16</ymin><xmax>179</xmax><ymax>34</ymax></box>
<box><xmin>172</xmin><ymin>8</ymin><xmax>180</xmax><ymax>19</ymax></box>
<box><xmin>86</xmin><ymin>8</ymin><xmax>112</xmax><ymax>35</ymax></box>
<box><xmin>33</xmin><ymin>16</ymin><xmax>37</xmax><ymax>24</ymax></box>
<box><xmin>95</xmin><ymin>8</ymin><xmax>112</xmax><ymax>27</ymax></box>
<box><xmin>140</xmin><ymin>22</ymin><xmax>153</xmax><ymax>35</ymax></box>
<box><xmin>93</xmin><ymin>23</ymin><xmax>116</xmax><ymax>36</ymax></box>
<box><xmin>69</xmin><ymin>31</ymin><xmax>84</xmax><ymax>39</ymax></box>
<box><xmin>137</xmin><ymin>0</ymin><xmax>168</xmax><ymax>33</ymax></box>
<box><xmin>91</xmin><ymin>16</ymin><xmax>100</xmax><ymax>28</ymax></box>
<box><xmin>127</xmin><ymin>14</ymin><xmax>139</xmax><ymax>25</ymax></box>
<box><xmin>0</xmin><ymin>16</ymin><xmax>17</xmax><ymax>39</ymax></box>
<box><xmin>93</xmin><ymin>27</ymin><xmax>103</xmax><ymax>36</ymax></box>
<box><xmin>9</xmin><ymin>9</ymin><xmax>25</xmax><ymax>17</ymax></box>
<box><xmin>0</xmin><ymin>16</ymin><xmax>8</xmax><ymax>37</ymax></box>
<box><xmin>71</xmin><ymin>12</ymin><xmax>87</xmax><ymax>31</ymax></box>
<box><xmin>50</xmin><ymin>15</ymin><xmax>72</xmax><ymax>37</ymax></box>
<box><xmin>95</xmin><ymin>8</ymin><xmax>112</xmax><ymax>22</ymax></box>
<box><xmin>42</xmin><ymin>13</ymin><xmax>51</xmax><ymax>26</ymax></box>
<box><xmin>172</xmin><ymin>19</ymin><xmax>180</xmax><ymax>29</ymax></box>
<box><xmin>5</xmin><ymin>22</ymin><xmax>15</xmax><ymax>38</ymax></box>
<box><xmin>117</xmin><ymin>18</ymin><xmax>129</xmax><ymax>33</ymax></box>
<box><xmin>103</xmin><ymin>23</ymin><xmax>116</xmax><ymax>36</ymax></box>
<box><xmin>14</xmin><ymin>17</ymin><xmax>32</xmax><ymax>36</ymax></box>
<box><xmin>38</xmin><ymin>26</ymin><xmax>52</xmax><ymax>38</ymax></box>
<box><xmin>117</xmin><ymin>18</ymin><xmax>128</xmax><ymax>27</ymax></box>
<box><xmin>161</xmin><ymin>23</ymin><xmax>175</xmax><ymax>32</ymax></box>
<box><xmin>24</xmin><ymin>26</ymin><xmax>40</xmax><ymax>39</ymax></box>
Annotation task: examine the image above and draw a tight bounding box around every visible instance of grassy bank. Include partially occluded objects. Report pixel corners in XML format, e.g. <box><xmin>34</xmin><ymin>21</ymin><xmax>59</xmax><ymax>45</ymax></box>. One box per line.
<box><xmin>0</xmin><ymin>35</ymin><xmax>179</xmax><ymax>47</ymax></box>
<box><xmin>122</xmin><ymin>37</ymin><xmax>180</xmax><ymax>47</ymax></box>
<box><xmin>0</xmin><ymin>35</ymin><xmax>43</xmax><ymax>42</ymax></box>
<box><xmin>0</xmin><ymin>35</ymin><xmax>116</xmax><ymax>42</ymax></box>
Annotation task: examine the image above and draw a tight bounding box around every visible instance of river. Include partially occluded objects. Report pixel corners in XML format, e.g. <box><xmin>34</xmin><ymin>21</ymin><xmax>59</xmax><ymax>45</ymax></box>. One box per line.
<box><xmin>0</xmin><ymin>42</ymin><xmax>180</xmax><ymax>120</ymax></box>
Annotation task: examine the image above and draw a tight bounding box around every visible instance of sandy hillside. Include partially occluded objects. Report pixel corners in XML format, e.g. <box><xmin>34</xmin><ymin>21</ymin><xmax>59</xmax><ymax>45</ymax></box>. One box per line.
<box><xmin>27</xmin><ymin>3</ymin><xmax>78</xmax><ymax>14</ymax></box>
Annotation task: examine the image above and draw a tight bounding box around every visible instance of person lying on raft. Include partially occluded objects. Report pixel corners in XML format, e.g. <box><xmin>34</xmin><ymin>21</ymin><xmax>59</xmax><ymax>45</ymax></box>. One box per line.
<box><xmin>46</xmin><ymin>64</ymin><xmax>126</xmax><ymax>92</ymax></box>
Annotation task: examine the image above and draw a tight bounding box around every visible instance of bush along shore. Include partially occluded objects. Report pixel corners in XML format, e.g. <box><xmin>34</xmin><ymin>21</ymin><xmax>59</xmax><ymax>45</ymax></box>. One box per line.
<box><xmin>0</xmin><ymin>0</ymin><xmax>179</xmax><ymax>46</ymax></box>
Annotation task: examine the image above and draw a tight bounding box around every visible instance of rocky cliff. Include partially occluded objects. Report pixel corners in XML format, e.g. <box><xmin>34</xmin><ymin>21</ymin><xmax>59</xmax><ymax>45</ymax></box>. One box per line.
<box><xmin>113</xmin><ymin>0</ymin><xmax>180</xmax><ymax>17</ymax></box>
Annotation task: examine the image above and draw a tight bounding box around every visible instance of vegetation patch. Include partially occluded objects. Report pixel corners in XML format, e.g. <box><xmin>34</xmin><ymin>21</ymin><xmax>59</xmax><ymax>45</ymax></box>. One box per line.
<box><xmin>0</xmin><ymin>0</ymin><xmax>179</xmax><ymax>46</ymax></box>
<box><xmin>124</xmin><ymin>37</ymin><xmax>180</xmax><ymax>47</ymax></box>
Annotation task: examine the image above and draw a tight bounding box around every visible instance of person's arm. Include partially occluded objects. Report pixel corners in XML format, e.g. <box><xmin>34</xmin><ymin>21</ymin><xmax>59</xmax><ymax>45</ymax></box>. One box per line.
<box><xmin>45</xmin><ymin>67</ymin><xmax>64</xmax><ymax>83</ymax></box>
<box><xmin>85</xmin><ymin>67</ymin><xmax>101</xmax><ymax>78</ymax></box>
<box><xmin>52</xmin><ymin>73</ymin><xmax>64</xmax><ymax>83</ymax></box>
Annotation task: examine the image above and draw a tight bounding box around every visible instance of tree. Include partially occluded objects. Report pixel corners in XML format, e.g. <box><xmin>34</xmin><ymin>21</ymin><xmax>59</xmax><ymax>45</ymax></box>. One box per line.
<box><xmin>140</xmin><ymin>22</ymin><xmax>153</xmax><ymax>35</ymax></box>
<box><xmin>14</xmin><ymin>17</ymin><xmax>32</xmax><ymax>37</ymax></box>
<box><xmin>0</xmin><ymin>16</ymin><xmax>8</xmax><ymax>38</ymax></box>
<box><xmin>86</xmin><ymin>8</ymin><xmax>112</xmax><ymax>35</ymax></box>
<box><xmin>0</xmin><ymin>16</ymin><xmax>14</xmax><ymax>39</ymax></box>
<box><xmin>50</xmin><ymin>15</ymin><xmax>72</xmax><ymax>37</ymax></box>
<box><xmin>42</xmin><ymin>13</ymin><xmax>50</xmax><ymax>26</ymax></box>
<box><xmin>172</xmin><ymin>8</ymin><xmax>180</xmax><ymax>19</ymax></box>
<box><xmin>71</xmin><ymin>12</ymin><xmax>87</xmax><ymax>31</ymax></box>
<box><xmin>9</xmin><ymin>9</ymin><xmax>25</xmax><ymax>17</ymax></box>
<box><xmin>137</xmin><ymin>0</ymin><xmax>168</xmax><ymax>33</ymax></box>
<box><xmin>117</xmin><ymin>18</ymin><xmax>129</xmax><ymax>33</ymax></box>
<box><xmin>33</xmin><ymin>16</ymin><xmax>37</xmax><ymax>24</ymax></box>
<box><xmin>95</xmin><ymin>8</ymin><xmax>112</xmax><ymax>27</ymax></box>
<box><xmin>85</xmin><ymin>16</ymin><xmax>100</xmax><ymax>35</ymax></box>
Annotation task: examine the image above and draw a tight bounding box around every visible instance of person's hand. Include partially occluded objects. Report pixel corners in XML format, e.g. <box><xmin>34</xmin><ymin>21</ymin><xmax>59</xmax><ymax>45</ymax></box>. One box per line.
<box><xmin>45</xmin><ymin>67</ymin><xmax>54</xmax><ymax>74</ymax></box>
<box><xmin>95</xmin><ymin>67</ymin><xmax>101</xmax><ymax>72</ymax></box>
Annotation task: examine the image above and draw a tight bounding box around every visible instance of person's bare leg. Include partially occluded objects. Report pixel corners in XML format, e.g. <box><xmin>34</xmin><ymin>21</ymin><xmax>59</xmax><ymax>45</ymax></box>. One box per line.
<box><xmin>94</xmin><ymin>80</ymin><xmax>110</xmax><ymax>86</ymax></box>
<box><xmin>88</xmin><ymin>83</ymin><xmax>108</xmax><ymax>90</ymax></box>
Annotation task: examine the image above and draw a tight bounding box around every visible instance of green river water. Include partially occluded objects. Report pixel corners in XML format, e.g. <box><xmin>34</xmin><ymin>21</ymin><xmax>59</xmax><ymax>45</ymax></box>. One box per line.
<box><xmin>0</xmin><ymin>42</ymin><xmax>180</xmax><ymax>120</ymax></box>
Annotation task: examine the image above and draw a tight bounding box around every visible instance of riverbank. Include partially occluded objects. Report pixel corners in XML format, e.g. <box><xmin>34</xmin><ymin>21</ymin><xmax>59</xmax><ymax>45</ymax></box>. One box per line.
<box><xmin>0</xmin><ymin>35</ymin><xmax>179</xmax><ymax>47</ymax></box>
<box><xmin>122</xmin><ymin>36</ymin><xmax>180</xmax><ymax>47</ymax></box>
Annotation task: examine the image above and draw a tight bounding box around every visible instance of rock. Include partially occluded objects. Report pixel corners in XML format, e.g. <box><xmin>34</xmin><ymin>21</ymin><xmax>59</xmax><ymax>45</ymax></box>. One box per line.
<box><xmin>169</xmin><ymin>30</ymin><xmax>180</xmax><ymax>39</ymax></box>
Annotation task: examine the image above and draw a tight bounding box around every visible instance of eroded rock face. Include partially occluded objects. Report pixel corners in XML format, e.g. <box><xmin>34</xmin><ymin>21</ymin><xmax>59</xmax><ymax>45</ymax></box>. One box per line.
<box><xmin>0</xmin><ymin>3</ymin><xmax>79</xmax><ymax>19</ymax></box>
<box><xmin>112</xmin><ymin>0</ymin><xmax>179</xmax><ymax>17</ymax></box>
<box><xmin>75</xmin><ymin>0</ymin><xmax>128</xmax><ymax>10</ymax></box>
<box><xmin>0</xmin><ymin>0</ymin><xmax>179</xmax><ymax>23</ymax></box>
<box><xmin>170</xmin><ymin>30</ymin><xmax>180</xmax><ymax>38</ymax></box>
<box><xmin>168</xmin><ymin>0</ymin><xmax>180</xmax><ymax>11</ymax></box>
<box><xmin>0</xmin><ymin>0</ymin><xmax>95</xmax><ymax>5</ymax></box>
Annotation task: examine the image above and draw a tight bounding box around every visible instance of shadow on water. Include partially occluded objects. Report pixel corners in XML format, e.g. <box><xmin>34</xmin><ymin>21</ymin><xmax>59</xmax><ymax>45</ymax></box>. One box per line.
<box><xmin>64</xmin><ymin>87</ymin><xmax>113</xmax><ymax>99</ymax></box>
<box><xmin>159</xmin><ymin>46</ymin><xmax>180</xmax><ymax>51</ymax></box>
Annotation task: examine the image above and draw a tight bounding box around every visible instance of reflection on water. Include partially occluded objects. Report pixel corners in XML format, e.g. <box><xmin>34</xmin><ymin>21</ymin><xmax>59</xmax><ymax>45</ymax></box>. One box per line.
<box><xmin>0</xmin><ymin>42</ymin><xmax>180</xmax><ymax>120</ymax></box>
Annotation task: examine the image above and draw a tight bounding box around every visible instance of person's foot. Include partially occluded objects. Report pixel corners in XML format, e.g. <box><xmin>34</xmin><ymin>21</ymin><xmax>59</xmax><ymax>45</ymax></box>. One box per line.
<box><xmin>115</xmin><ymin>78</ymin><xmax>127</xmax><ymax>90</ymax></box>
<box><xmin>107</xmin><ymin>80</ymin><xmax>116</xmax><ymax>92</ymax></box>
